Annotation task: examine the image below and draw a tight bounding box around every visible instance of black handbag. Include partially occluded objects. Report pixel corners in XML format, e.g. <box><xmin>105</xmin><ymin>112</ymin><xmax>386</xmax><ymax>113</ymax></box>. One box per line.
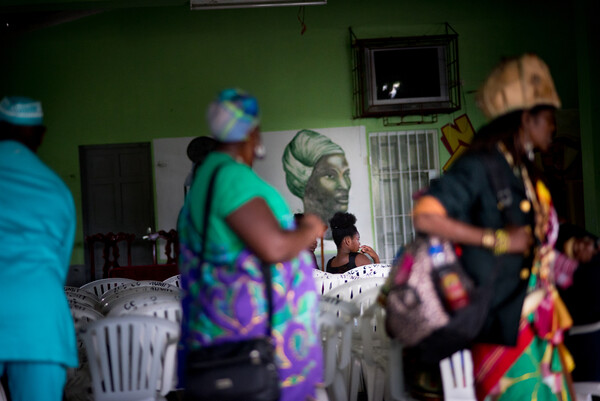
<box><xmin>183</xmin><ymin>163</ymin><xmax>281</xmax><ymax>401</ymax></box>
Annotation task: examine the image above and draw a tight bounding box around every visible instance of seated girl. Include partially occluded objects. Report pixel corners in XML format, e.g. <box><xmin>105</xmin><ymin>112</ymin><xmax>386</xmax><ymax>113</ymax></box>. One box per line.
<box><xmin>326</xmin><ymin>212</ymin><xmax>379</xmax><ymax>274</ymax></box>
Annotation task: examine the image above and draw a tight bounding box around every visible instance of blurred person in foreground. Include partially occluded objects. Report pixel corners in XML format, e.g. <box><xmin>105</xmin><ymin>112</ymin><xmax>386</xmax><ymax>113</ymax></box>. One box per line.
<box><xmin>0</xmin><ymin>96</ymin><xmax>77</xmax><ymax>400</ymax></box>
<box><xmin>412</xmin><ymin>54</ymin><xmax>577</xmax><ymax>400</ymax></box>
<box><xmin>177</xmin><ymin>88</ymin><xmax>326</xmax><ymax>400</ymax></box>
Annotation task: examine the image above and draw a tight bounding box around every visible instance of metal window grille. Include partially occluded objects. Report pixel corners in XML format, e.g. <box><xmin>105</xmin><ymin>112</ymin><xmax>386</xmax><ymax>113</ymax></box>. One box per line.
<box><xmin>369</xmin><ymin>130</ymin><xmax>440</xmax><ymax>263</ymax></box>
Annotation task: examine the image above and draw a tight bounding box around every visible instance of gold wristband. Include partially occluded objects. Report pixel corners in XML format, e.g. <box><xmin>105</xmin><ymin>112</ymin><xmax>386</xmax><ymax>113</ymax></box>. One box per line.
<box><xmin>494</xmin><ymin>229</ymin><xmax>510</xmax><ymax>255</ymax></box>
<box><xmin>481</xmin><ymin>229</ymin><xmax>495</xmax><ymax>249</ymax></box>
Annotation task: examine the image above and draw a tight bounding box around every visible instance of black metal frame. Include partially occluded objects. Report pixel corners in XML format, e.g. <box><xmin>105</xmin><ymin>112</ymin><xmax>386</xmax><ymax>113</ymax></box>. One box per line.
<box><xmin>351</xmin><ymin>24</ymin><xmax>461</xmax><ymax>118</ymax></box>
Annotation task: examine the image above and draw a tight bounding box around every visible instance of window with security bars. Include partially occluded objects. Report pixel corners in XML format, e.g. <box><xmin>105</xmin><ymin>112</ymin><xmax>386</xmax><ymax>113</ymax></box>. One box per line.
<box><xmin>369</xmin><ymin>130</ymin><xmax>440</xmax><ymax>263</ymax></box>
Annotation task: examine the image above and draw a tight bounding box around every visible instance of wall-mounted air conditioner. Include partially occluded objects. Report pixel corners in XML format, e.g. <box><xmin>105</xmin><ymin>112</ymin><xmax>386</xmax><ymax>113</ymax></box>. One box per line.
<box><xmin>190</xmin><ymin>0</ymin><xmax>326</xmax><ymax>9</ymax></box>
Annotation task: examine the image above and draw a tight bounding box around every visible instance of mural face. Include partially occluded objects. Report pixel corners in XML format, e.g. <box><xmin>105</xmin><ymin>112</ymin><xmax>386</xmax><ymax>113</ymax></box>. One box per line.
<box><xmin>253</xmin><ymin>125</ymin><xmax>371</xmax><ymax>255</ymax></box>
<box><xmin>281</xmin><ymin>129</ymin><xmax>351</xmax><ymax>239</ymax></box>
<box><xmin>303</xmin><ymin>153</ymin><xmax>351</xmax><ymax>230</ymax></box>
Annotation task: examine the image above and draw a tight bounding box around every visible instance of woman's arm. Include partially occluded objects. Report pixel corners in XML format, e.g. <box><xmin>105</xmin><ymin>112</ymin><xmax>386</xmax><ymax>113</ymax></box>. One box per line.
<box><xmin>226</xmin><ymin>197</ymin><xmax>326</xmax><ymax>264</ymax></box>
<box><xmin>413</xmin><ymin>212</ymin><xmax>533</xmax><ymax>254</ymax></box>
<box><xmin>357</xmin><ymin>245</ymin><xmax>380</xmax><ymax>264</ymax></box>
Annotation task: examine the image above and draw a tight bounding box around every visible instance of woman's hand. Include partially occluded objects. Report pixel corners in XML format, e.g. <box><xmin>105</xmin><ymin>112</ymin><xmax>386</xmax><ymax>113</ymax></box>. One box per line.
<box><xmin>359</xmin><ymin>245</ymin><xmax>380</xmax><ymax>264</ymax></box>
<box><xmin>298</xmin><ymin>213</ymin><xmax>327</xmax><ymax>240</ymax></box>
<box><xmin>505</xmin><ymin>226</ymin><xmax>534</xmax><ymax>254</ymax></box>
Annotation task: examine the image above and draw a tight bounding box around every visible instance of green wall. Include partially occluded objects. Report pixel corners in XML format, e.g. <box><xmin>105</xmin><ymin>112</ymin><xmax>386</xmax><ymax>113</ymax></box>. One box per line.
<box><xmin>0</xmin><ymin>0</ymin><xmax>587</xmax><ymax>265</ymax></box>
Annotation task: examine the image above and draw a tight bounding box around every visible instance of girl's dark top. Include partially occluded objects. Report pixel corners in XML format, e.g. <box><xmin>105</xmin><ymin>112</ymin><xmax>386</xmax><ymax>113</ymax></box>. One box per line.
<box><xmin>326</xmin><ymin>252</ymin><xmax>360</xmax><ymax>274</ymax></box>
<box><xmin>425</xmin><ymin>148</ymin><xmax>534</xmax><ymax>346</ymax></box>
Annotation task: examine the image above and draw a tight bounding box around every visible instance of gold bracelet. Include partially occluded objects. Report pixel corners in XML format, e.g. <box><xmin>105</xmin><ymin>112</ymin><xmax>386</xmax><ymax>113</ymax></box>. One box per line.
<box><xmin>494</xmin><ymin>229</ymin><xmax>510</xmax><ymax>255</ymax></box>
<box><xmin>481</xmin><ymin>229</ymin><xmax>495</xmax><ymax>249</ymax></box>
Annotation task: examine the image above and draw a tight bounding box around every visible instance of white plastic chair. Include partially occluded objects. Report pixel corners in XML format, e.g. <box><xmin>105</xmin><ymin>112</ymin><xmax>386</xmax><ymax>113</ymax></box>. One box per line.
<box><xmin>314</xmin><ymin>272</ymin><xmax>355</xmax><ymax>296</ymax></box>
<box><xmin>350</xmin><ymin>288</ymin><xmax>405</xmax><ymax>401</ymax></box>
<box><xmin>103</xmin><ymin>292</ymin><xmax>181</xmax><ymax>316</ymax></box>
<box><xmin>82</xmin><ymin>315</ymin><xmax>180</xmax><ymax>401</ymax></box>
<box><xmin>163</xmin><ymin>274</ymin><xmax>181</xmax><ymax>288</ymax></box>
<box><xmin>80</xmin><ymin>278</ymin><xmax>136</xmax><ymax>299</ymax></box>
<box><xmin>65</xmin><ymin>286</ymin><xmax>99</xmax><ymax>301</ymax></box>
<box><xmin>110</xmin><ymin>299</ymin><xmax>183</xmax><ymax>392</ymax></box>
<box><xmin>99</xmin><ymin>283</ymin><xmax>180</xmax><ymax>312</ymax></box>
<box><xmin>344</xmin><ymin>264</ymin><xmax>391</xmax><ymax>280</ymax></box>
<box><xmin>66</xmin><ymin>301</ymin><xmax>105</xmax><ymax>401</ymax></box>
<box><xmin>319</xmin><ymin>297</ymin><xmax>360</xmax><ymax>401</ymax></box>
<box><xmin>439</xmin><ymin>349</ymin><xmax>477</xmax><ymax>401</ymax></box>
<box><xmin>66</xmin><ymin>292</ymin><xmax>100</xmax><ymax>309</ymax></box>
<box><xmin>324</xmin><ymin>277</ymin><xmax>386</xmax><ymax>301</ymax></box>
<box><xmin>0</xmin><ymin>382</ymin><xmax>7</xmax><ymax>401</ymax></box>
<box><xmin>109</xmin><ymin>299</ymin><xmax>182</xmax><ymax>324</ymax></box>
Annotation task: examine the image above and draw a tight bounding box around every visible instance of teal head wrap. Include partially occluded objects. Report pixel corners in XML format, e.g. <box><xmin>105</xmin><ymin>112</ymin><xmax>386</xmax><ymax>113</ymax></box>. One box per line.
<box><xmin>206</xmin><ymin>88</ymin><xmax>260</xmax><ymax>143</ymax></box>
<box><xmin>0</xmin><ymin>96</ymin><xmax>44</xmax><ymax>126</ymax></box>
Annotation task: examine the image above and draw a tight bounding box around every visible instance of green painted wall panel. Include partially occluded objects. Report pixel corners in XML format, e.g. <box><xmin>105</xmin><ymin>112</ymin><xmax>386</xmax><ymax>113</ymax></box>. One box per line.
<box><xmin>0</xmin><ymin>0</ymin><xmax>587</xmax><ymax>264</ymax></box>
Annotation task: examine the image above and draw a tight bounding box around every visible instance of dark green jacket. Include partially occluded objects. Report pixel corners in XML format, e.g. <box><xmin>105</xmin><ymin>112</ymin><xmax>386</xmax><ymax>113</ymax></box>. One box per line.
<box><xmin>426</xmin><ymin>148</ymin><xmax>534</xmax><ymax>346</ymax></box>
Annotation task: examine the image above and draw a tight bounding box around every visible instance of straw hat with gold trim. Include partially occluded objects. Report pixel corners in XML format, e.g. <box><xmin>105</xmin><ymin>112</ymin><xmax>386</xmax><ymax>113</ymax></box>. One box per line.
<box><xmin>476</xmin><ymin>54</ymin><xmax>561</xmax><ymax>120</ymax></box>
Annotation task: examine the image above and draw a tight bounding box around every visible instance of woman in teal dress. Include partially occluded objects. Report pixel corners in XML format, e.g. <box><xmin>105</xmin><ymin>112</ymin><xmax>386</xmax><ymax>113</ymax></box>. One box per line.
<box><xmin>178</xmin><ymin>88</ymin><xmax>326</xmax><ymax>400</ymax></box>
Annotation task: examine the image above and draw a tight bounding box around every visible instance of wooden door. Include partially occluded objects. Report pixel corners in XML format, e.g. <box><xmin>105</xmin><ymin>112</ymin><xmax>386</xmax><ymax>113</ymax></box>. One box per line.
<box><xmin>80</xmin><ymin>142</ymin><xmax>155</xmax><ymax>280</ymax></box>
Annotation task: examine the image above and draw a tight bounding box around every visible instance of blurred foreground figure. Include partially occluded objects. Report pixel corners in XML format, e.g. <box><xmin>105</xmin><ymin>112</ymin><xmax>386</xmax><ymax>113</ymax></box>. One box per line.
<box><xmin>0</xmin><ymin>96</ymin><xmax>77</xmax><ymax>401</ymax></box>
<box><xmin>413</xmin><ymin>54</ymin><xmax>576</xmax><ymax>400</ymax></box>
<box><xmin>178</xmin><ymin>88</ymin><xmax>326</xmax><ymax>400</ymax></box>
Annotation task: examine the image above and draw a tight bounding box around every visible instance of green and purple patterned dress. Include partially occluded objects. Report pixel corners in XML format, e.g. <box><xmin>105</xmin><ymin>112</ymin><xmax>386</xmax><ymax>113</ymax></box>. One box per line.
<box><xmin>178</xmin><ymin>152</ymin><xmax>323</xmax><ymax>400</ymax></box>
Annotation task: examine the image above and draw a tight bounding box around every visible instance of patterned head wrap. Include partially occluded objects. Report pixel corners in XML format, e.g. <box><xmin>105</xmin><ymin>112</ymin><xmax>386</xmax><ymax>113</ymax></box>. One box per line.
<box><xmin>282</xmin><ymin>129</ymin><xmax>345</xmax><ymax>198</ymax></box>
<box><xmin>0</xmin><ymin>96</ymin><xmax>43</xmax><ymax>126</ymax></box>
<box><xmin>206</xmin><ymin>88</ymin><xmax>260</xmax><ymax>143</ymax></box>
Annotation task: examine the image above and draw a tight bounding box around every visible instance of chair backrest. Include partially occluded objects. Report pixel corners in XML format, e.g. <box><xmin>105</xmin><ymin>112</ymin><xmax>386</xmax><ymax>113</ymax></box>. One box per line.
<box><xmin>344</xmin><ymin>263</ymin><xmax>391</xmax><ymax>279</ymax></box>
<box><xmin>144</xmin><ymin>229</ymin><xmax>179</xmax><ymax>265</ymax></box>
<box><xmin>313</xmin><ymin>272</ymin><xmax>355</xmax><ymax>296</ymax></box>
<box><xmin>82</xmin><ymin>315</ymin><xmax>180</xmax><ymax>400</ymax></box>
<box><xmin>70</xmin><ymin>303</ymin><xmax>105</xmax><ymax>329</ymax></box>
<box><xmin>86</xmin><ymin>232</ymin><xmax>136</xmax><ymax>279</ymax></box>
<box><xmin>324</xmin><ymin>277</ymin><xmax>386</xmax><ymax>301</ymax></box>
<box><xmin>163</xmin><ymin>274</ymin><xmax>181</xmax><ymax>288</ymax></box>
<box><xmin>104</xmin><ymin>292</ymin><xmax>182</xmax><ymax>316</ymax></box>
<box><xmin>109</xmin><ymin>299</ymin><xmax>183</xmax><ymax>325</ymax></box>
<box><xmin>439</xmin><ymin>349</ymin><xmax>477</xmax><ymax>401</ymax></box>
<box><xmin>99</xmin><ymin>281</ymin><xmax>179</xmax><ymax>305</ymax></box>
<box><xmin>80</xmin><ymin>278</ymin><xmax>136</xmax><ymax>299</ymax></box>
<box><xmin>66</xmin><ymin>291</ymin><xmax>100</xmax><ymax>309</ymax></box>
<box><xmin>65</xmin><ymin>286</ymin><xmax>99</xmax><ymax>301</ymax></box>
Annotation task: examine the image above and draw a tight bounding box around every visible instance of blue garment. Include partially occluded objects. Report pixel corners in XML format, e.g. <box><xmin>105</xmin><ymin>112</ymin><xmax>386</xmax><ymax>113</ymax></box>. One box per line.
<box><xmin>0</xmin><ymin>361</ymin><xmax>66</xmax><ymax>401</ymax></box>
<box><xmin>0</xmin><ymin>140</ymin><xmax>77</xmax><ymax>367</ymax></box>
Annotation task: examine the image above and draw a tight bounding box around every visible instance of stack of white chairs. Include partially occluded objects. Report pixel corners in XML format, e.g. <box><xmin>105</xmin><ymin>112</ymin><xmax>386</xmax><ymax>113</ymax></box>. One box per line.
<box><xmin>79</xmin><ymin>277</ymin><xmax>136</xmax><ymax>299</ymax></box>
<box><xmin>81</xmin><ymin>315</ymin><xmax>180</xmax><ymax>401</ymax></box>
<box><xmin>320</xmin><ymin>276</ymin><xmax>406</xmax><ymax>401</ymax></box>
<box><xmin>65</xmin><ymin>286</ymin><xmax>100</xmax><ymax>310</ymax></box>
<box><xmin>110</xmin><ymin>298</ymin><xmax>183</xmax><ymax>393</ymax></box>
<box><xmin>65</xmin><ymin>287</ymin><xmax>105</xmax><ymax>401</ymax></box>
<box><xmin>318</xmin><ymin>296</ymin><xmax>360</xmax><ymax>401</ymax></box>
<box><xmin>439</xmin><ymin>350</ymin><xmax>477</xmax><ymax>401</ymax></box>
<box><xmin>99</xmin><ymin>281</ymin><xmax>180</xmax><ymax>315</ymax></box>
<box><xmin>344</xmin><ymin>264</ymin><xmax>391</xmax><ymax>280</ymax></box>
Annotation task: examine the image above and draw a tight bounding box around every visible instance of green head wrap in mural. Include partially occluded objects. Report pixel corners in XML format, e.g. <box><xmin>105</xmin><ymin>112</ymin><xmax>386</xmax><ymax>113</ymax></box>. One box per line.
<box><xmin>282</xmin><ymin>129</ymin><xmax>351</xmax><ymax>239</ymax></box>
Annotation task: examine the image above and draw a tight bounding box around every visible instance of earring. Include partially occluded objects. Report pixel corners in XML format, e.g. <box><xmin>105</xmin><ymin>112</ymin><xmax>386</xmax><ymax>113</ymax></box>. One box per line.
<box><xmin>254</xmin><ymin>143</ymin><xmax>266</xmax><ymax>160</ymax></box>
<box><xmin>524</xmin><ymin>141</ymin><xmax>534</xmax><ymax>162</ymax></box>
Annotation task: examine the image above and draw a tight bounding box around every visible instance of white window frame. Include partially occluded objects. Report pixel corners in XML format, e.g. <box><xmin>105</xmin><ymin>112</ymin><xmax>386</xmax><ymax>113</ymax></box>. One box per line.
<box><xmin>369</xmin><ymin>130</ymin><xmax>440</xmax><ymax>264</ymax></box>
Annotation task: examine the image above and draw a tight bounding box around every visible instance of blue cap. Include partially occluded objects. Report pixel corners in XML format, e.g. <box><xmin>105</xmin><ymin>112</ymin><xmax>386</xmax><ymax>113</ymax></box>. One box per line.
<box><xmin>0</xmin><ymin>96</ymin><xmax>44</xmax><ymax>126</ymax></box>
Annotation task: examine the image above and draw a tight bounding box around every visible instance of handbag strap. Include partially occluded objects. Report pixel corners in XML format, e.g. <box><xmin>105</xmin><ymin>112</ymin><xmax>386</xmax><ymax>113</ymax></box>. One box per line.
<box><xmin>199</xmin><ymin>162</ymin><xmax>274</xmax><ymax>337</ymax></box>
